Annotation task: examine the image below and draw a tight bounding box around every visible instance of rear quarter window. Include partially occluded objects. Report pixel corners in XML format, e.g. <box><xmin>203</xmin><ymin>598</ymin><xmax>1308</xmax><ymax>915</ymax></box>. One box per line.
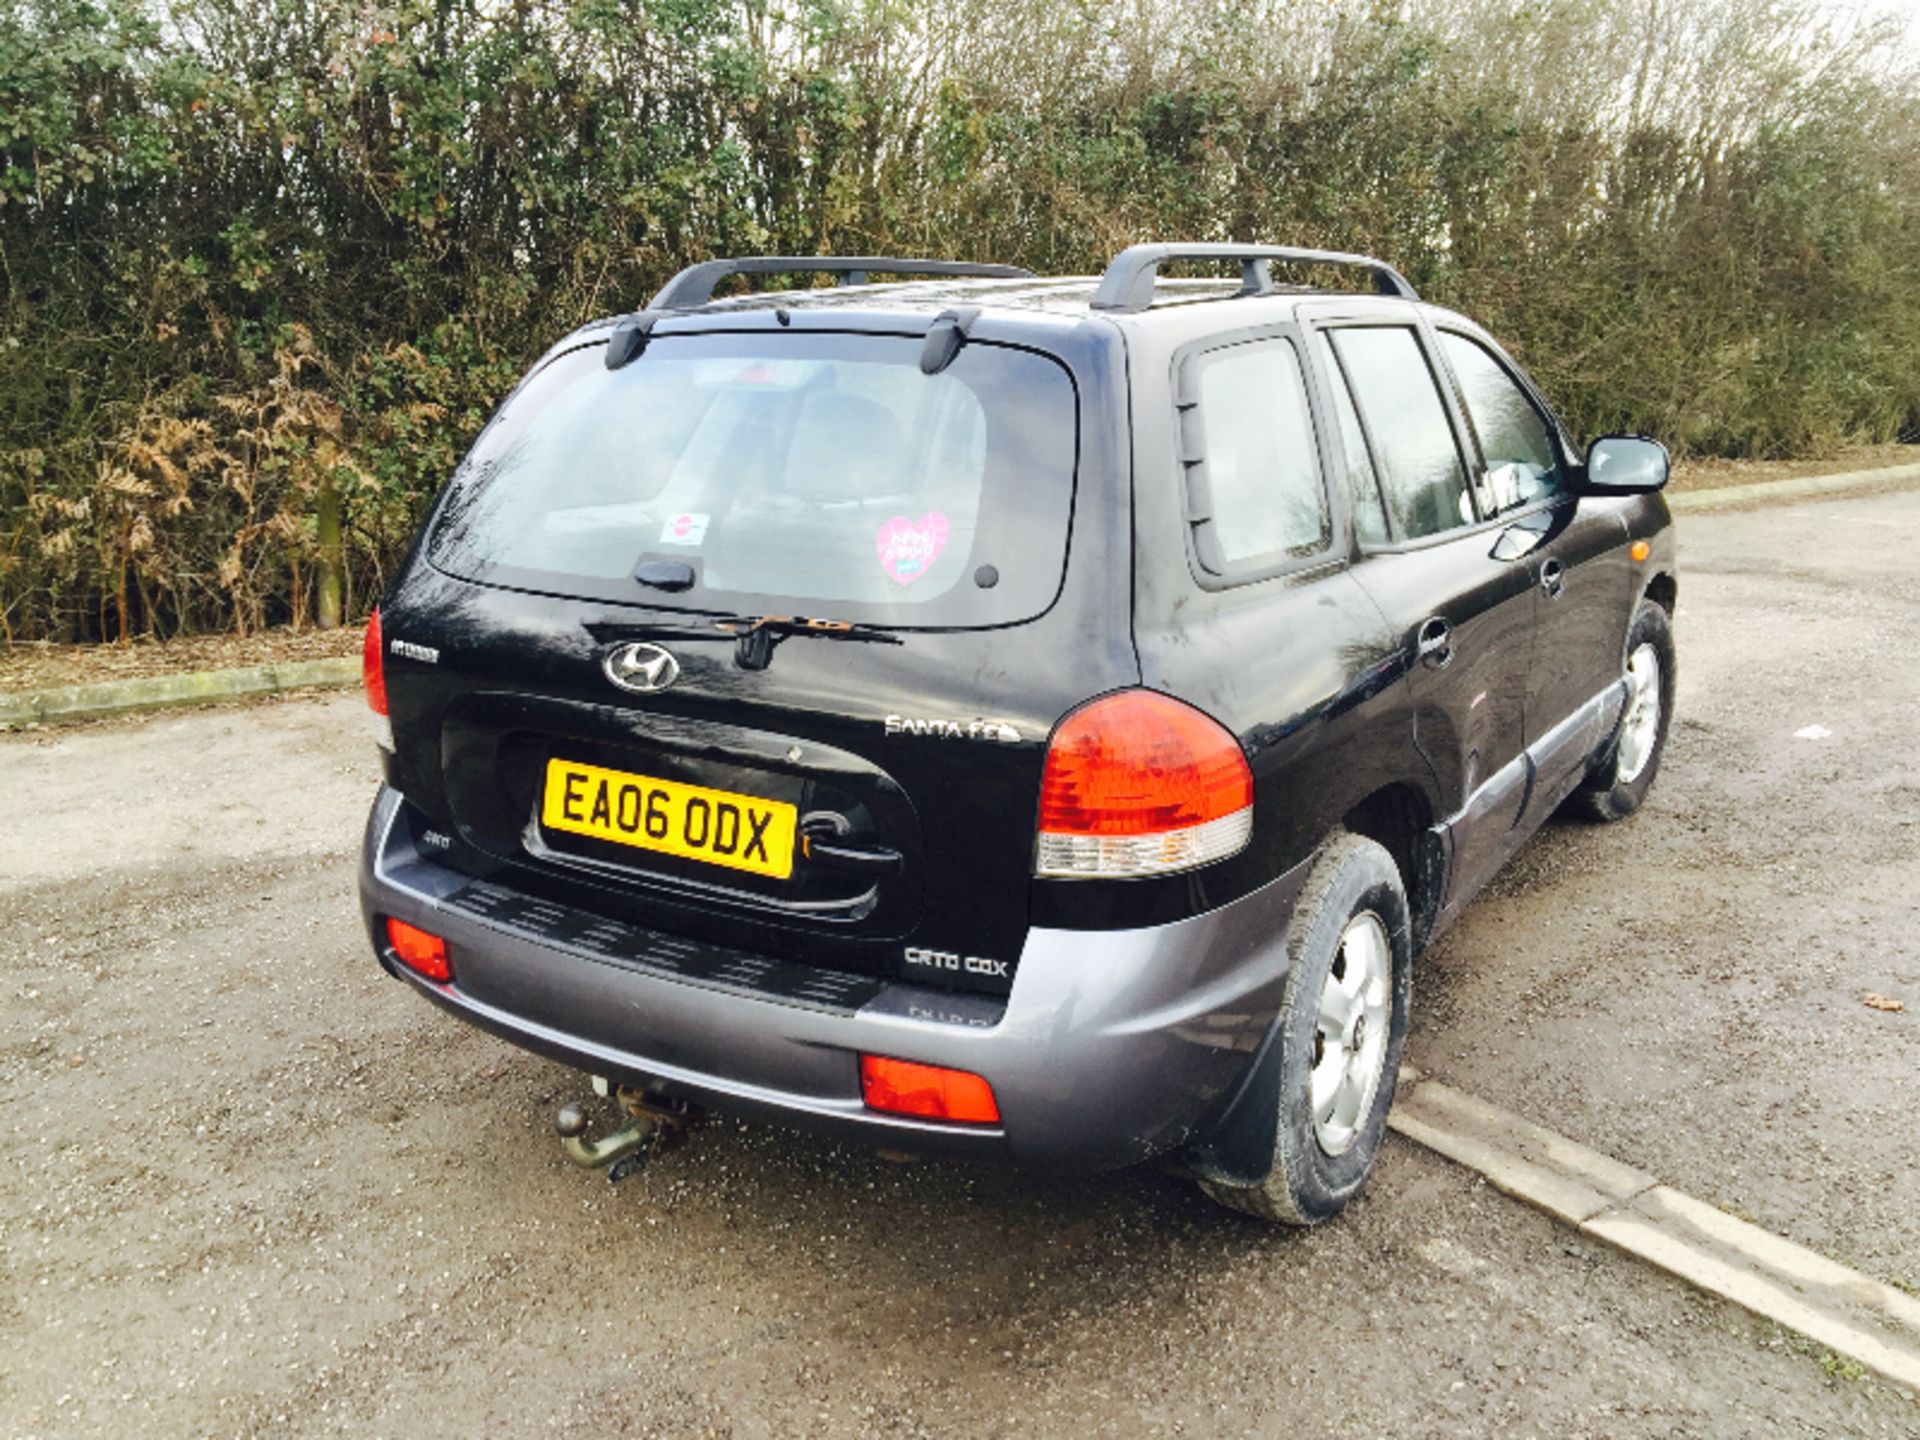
<box><xmin>428</xmin><ymin>331</ymin><xmax>1078</xmax><ymax>627</ymax></box>
<box><xmin>1181</xmin><ymin>336</ymin><xmax>1331</xmax><ymax>580</ymax></box>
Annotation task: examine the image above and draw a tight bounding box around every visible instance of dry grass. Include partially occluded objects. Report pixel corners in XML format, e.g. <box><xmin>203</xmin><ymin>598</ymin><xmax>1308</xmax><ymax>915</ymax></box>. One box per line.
<box><xmin>1667</xmin><ymin>444</ymin><xmax>1919</xmax><ymax>493</ymax></box>
<box><xmin>0</xmin><ymin>624</ymin><xmax>361</xmax><ymax>694</ymax></box>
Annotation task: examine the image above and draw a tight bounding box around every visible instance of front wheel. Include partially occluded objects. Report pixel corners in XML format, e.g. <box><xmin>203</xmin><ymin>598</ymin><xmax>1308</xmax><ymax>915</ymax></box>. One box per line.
<box><xmin>1569</xmin><ymin>599</ymin><xmax>1676</xmax><ymax>823</ymax></box>
<box><xmin>1200</xmin><ymin>832</ymin><xmax>1412</xmax><ymax>1225</ymax></box>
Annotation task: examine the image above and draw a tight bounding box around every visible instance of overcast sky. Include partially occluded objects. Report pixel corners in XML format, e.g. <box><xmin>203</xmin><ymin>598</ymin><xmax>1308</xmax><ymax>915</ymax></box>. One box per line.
<box><xmin>1847</xmin><ymin>0</ymin><xmax>1920</xmax><ymax>41</ymax></box>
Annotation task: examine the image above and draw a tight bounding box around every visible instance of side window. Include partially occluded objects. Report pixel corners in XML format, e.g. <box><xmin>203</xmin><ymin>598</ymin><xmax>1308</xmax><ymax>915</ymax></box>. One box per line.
<box><xmin>1189</xmin><ymin>339</ymin><xmax>1330</xmax><ymax>571</ymax></box>
<box><xmin>1312</xmin><ymin>332</ymin><xmax>1390</xmax><ymax>546</ymax></box>
<box><xmin>1327</xmin><ymin>327</ymin><xmax>1472</xmax><ymax>540</ymax></box>
<box><xmin>1439</xmin><ymin>332</ymin><xmax>1565</xmax><ymax>517</ymax></box>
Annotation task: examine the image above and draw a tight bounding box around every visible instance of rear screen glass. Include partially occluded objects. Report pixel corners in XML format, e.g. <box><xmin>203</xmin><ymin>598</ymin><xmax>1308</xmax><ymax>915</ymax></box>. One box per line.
<box><xmin>427</xmin><ymin>331</ymin><xmax>1078</xmax><ymax>627</ymax></box>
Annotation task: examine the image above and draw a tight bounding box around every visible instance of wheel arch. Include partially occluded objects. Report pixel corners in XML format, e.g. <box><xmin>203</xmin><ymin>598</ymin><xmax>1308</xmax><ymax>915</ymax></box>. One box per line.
<box><xmin>1642</xmin><ymin>569</ymin><xmax>1676</xmax><ymax>615</ymax></box>
<box><xmin>1170</xmin><ymin>821</ymin><xmax>1417</xmax><ymax>1195</ymax></box>
<box><xmin>1340</xmin><ymin>783</ymin><xmax>1442</xmax><ymax>953</ymax></box>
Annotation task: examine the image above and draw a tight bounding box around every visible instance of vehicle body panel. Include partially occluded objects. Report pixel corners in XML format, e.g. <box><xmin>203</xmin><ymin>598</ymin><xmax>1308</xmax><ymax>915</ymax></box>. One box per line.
<box><xmin>1115</xmin><ymin>298</ymin><xmax>1426</xmax><ymax>908</ymax></box>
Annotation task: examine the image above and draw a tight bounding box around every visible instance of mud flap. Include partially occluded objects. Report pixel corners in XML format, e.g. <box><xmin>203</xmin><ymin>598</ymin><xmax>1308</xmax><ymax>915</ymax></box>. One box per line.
<box><xmin>1162</xmin><ymin>1011</ymin><xmax>1288</xmax><ymax>1188</ymax></box>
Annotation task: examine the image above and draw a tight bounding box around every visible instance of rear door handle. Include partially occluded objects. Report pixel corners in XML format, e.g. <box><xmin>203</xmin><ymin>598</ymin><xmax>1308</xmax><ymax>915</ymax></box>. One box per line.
<box><xmin>1539</xmin><ymin>558</ymin><xmax>1565</xmax><ymax>598</ymax></box>
<box><xmin>1416</xmin><ymin>617</ymin><xmax>1453</xmax><ymax>669</ymax></box>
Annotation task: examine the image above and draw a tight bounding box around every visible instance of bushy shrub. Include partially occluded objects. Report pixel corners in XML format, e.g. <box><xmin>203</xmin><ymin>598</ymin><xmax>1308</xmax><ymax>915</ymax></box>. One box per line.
<box><xmin>2</xmin><ymin>0</ymin><xmax>1915</xmax><ymax>641</ymax></box>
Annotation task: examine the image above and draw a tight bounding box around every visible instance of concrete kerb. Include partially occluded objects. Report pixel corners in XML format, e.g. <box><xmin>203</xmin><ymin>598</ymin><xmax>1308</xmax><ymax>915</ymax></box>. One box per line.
<box><xmin>1390</xmin><ymin>1072</ymin><xmax>1920</xmax><ymax>1396</ymax></box>
<box><xmin>1669</xmin><ymin>460</ymin><xmax>1920</xmax><ymax>513</ymax></box>
<box><xmin>0</xmin><ymin>656</ymin><xmax>359</xmax><ymax>729</ymax></box>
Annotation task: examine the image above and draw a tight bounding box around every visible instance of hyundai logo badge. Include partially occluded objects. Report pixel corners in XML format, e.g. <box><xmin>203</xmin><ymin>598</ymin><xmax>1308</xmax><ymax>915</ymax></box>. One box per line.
<box><xmin>603</xmin><ymin>642</ymin><xmax>681</xmax><ymax>694</ymax></box>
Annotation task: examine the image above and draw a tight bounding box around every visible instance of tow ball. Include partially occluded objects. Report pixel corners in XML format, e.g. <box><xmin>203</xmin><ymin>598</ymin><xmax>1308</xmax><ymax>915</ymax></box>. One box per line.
<box><xmin>555</xmin><ymin>1103</ymin><xmax>656</xmax><ymax>1176</ymax></box>
<box><xmin>554</xmin><ymin>1084</ymin><xmax>696</xmax><ymax>1182</ymax></box>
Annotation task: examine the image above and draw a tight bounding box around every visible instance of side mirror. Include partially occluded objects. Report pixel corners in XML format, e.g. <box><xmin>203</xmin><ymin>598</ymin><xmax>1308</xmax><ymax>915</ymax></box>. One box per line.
<box><xmin>1579</xmin><ymin>435</ymin><xmax>1670</xmax><ymax>495</ymax></box>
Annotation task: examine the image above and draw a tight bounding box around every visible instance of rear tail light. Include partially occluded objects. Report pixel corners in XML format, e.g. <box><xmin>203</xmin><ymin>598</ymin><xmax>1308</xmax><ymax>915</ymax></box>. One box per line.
<box><xmin>385</xmin><ymin>916</ymin><xmax>451</xmax><ymax>982</ymax></box>
<box><xmin>859</xmin><ymin>1055</ymin><xmax>1001</xmax><ymax>1125</ymax></box>
<box><xmin>363</xmin><ymin>607</ymin><xmax>388</xmax><ymax>716</ymax></box>
<box><xmin>1036</xmin><ymin>689</ymin><xmax>1253</xmax><ymax>878</ymax></box>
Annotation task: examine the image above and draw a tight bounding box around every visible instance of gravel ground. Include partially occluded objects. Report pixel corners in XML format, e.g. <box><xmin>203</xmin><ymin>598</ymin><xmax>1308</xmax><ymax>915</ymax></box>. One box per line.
<box><xmin>1413</xmin><ymin>489</ymin><xmax>1920</xmax><ymax>1290</ymax></box>
<box><xmin>4</xmin><ymin>493</ymin><xmax>1919</xmax><ymax>1438</ymax></box>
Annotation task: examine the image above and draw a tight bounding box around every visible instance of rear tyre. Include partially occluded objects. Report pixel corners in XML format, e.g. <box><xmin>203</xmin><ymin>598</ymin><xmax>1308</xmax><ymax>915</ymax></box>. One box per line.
<box><xmin>1199</xmin><ymin>832</ymin><xmax>1412</xmax><ymax>1225</ymax></box>
<box><xmin>1569</xmin><ymin>599</ymin><xmax>1675</xmax><ymax>823</ymax></box>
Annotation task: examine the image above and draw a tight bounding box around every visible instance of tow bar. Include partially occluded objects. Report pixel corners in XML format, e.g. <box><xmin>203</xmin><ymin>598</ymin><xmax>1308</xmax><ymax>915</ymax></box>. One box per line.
<box><xmin>554</xmin><ymin>1083</ymin><xmax>697</xmax><ymax>1182</ymax></box>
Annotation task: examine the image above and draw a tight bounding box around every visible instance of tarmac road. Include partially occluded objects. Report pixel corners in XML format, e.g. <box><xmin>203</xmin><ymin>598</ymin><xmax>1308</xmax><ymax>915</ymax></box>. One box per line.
<box><xmin>3</xmin><ymin>489</ymin><xmax>1918</xmax><ymax>1438</ymax></box>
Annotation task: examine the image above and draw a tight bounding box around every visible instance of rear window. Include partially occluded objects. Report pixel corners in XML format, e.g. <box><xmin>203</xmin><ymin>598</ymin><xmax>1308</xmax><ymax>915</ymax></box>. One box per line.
<box><xmin>1326</xmin><ymin>327</ymin><xmax>1471</xmax><ymax>541</ymax></box>
<box><xmin>428</xmin><ymin>331</ymin><xmax>1078</xmax><ymax>626</ymax></box>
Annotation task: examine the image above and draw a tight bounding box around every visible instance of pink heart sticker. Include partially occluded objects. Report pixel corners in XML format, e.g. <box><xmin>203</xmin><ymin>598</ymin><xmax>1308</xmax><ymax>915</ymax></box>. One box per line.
<box><xmin>875</xmin><ymin>512</ymin><xmax>950</xmax><ymax>587</ymax></box>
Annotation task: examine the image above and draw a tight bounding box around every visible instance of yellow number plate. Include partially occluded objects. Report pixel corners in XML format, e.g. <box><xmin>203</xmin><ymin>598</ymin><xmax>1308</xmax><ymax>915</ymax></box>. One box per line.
<box><xmin>541</xmin><ymin>758</ymin><xmax>797</xmax><ymax>879</ymax></box>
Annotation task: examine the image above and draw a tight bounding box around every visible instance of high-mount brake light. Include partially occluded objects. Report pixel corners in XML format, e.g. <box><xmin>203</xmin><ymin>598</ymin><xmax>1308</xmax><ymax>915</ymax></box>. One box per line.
<box><xmin>859</xmin><ymin>1055</ymin><xmax>1001</xmax><ymax>1125</ymax></box>
<box><xmin>1036</xmin><ymin>689</ymin><xmax>1253</xmax><ymax>878</ymax></box>
<box><xmin>363</xmin><ymin>607</ymin><xmax>388</xmax><ymax>717</ymax></box>
<box><xmin>385</xmin><ymin>916</ymin><xmax>451</xmax><ymax>982</ymax></box>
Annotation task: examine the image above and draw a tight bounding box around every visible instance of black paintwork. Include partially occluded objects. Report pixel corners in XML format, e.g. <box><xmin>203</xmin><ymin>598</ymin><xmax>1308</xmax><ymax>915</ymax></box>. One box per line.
<box><xmin>370</xmin><ymin>274</ymin><xmax>1674</xmax><ymax>1017</ymax></box>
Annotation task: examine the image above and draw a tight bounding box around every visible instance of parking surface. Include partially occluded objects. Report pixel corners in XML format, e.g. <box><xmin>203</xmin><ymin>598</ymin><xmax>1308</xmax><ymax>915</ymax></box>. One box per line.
<box><xmin>4</xmin><ymin>490</ymin><xmax>1918</xmax><ymax>1438</ymax></box>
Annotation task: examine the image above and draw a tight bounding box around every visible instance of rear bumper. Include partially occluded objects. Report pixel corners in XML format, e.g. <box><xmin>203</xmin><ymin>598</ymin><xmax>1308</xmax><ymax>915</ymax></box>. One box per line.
<box><xmin>358</xmin><ymin>786</ymin><xmax>1308</xmax><ymax>1172</ymax></box>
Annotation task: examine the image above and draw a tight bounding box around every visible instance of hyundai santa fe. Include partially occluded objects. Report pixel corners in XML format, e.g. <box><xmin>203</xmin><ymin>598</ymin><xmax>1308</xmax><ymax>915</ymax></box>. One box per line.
<box><xmin>358</xmin><ymin>243</ymin><xmax>1676</xmax><ymax>1223</ymax></box>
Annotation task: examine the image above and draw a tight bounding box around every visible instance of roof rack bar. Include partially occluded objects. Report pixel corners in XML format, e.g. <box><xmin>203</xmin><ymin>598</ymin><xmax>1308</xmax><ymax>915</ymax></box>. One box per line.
<box><xmin>649</xmin><ymin>256</ymin><xmax>1037</xmax><ymax>311</ymax></box>
<box><xmin>1089</xmin><ymin>243</ymin><xmax>1418</xmax><ymax>313</ymax></box>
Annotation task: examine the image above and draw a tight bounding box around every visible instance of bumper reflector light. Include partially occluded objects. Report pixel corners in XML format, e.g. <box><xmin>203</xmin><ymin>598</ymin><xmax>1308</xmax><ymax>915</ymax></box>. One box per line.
<box><xmin>386</xmin><ymin>916</ymin><xmax>452</xmax><ymax>982</ymax></box>
<box><xmin>859</xmin><ymin>1055</ymin><xmax>1000</xmax><ymax>1125</ymax></box>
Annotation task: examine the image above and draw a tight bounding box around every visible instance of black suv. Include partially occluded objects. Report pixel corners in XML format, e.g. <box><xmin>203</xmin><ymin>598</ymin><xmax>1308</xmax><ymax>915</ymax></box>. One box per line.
<box><xmin>358</xmin><ymin>244</ymin><xmax>1675</xmax><ymax>1223</ymax></box>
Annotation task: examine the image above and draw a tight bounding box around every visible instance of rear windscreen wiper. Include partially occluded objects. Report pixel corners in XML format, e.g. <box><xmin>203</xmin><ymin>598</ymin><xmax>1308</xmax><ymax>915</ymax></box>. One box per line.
<box><xmin>588</xmin><ymin>612</ymin><xmax>902</xmax><ymax>671</ymax></box>
<box><xmin>712</xmin><ymin>614</ymin><xmax>903</xmax><ymax>671</ymax></box>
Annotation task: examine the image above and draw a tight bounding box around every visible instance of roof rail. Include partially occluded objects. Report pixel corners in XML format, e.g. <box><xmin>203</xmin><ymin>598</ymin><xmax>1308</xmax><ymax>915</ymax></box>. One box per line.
<box><xmin>1089</xmin><ymin>243</ymin><xmax>1418</xmax><ymax>313</ymax></box>
<box><xmin>648</xmin><ymin>256</ymin><xmax>1036</xmax><ymax>311</ymax></box>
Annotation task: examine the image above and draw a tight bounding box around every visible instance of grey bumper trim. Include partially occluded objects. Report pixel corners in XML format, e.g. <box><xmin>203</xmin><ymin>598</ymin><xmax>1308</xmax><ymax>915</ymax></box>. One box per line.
<box><xmin>360</xmin><ymin>787</ymin><xmax>1309</xmax><ymax>1172</ymax></box>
